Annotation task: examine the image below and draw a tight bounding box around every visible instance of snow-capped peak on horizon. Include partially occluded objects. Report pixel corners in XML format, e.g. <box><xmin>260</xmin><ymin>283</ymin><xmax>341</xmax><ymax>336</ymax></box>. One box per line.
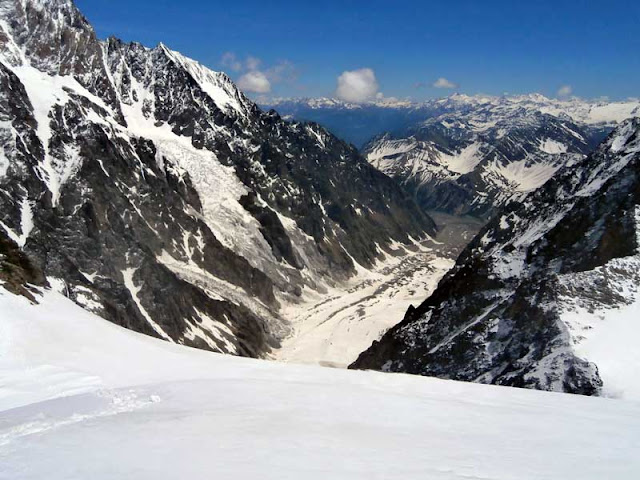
<box><xmin>261</xmin><ymin>92</ymin><xmax>640</xmax><ymax>123</ymax></box>
<box><xmin>264</xmin><ymin>90</ymin><xmax>633</xmax><ymax>110</ymax></box>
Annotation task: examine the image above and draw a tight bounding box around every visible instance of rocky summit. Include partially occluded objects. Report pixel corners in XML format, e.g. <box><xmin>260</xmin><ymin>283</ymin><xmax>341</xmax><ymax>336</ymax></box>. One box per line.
<box><xmin>0</xmin><ymin>0</ymin><xmax>435</xmax><ymax>358</ymax></box>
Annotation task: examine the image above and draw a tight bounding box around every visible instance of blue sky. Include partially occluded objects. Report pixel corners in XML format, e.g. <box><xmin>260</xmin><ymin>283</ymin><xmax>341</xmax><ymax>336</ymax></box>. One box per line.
<box><xmin>77</xmin><ymin>0</ymin><xmax>639</xmax><ymax>101</ymax></box>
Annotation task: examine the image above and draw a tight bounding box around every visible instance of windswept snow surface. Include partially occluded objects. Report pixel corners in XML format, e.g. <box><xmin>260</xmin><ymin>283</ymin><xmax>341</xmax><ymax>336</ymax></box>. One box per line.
<box><xmin>1</xmin><ymin>287</ymin><xmax>640</xmax><ymax>479</ymax></box>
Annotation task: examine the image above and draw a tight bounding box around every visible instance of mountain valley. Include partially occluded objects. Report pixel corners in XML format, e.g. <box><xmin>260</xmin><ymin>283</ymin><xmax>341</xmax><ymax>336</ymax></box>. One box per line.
<box><xmin>1</xmin><ymin>0</ymin><xmax>639</xmax><ymax>408</ymax></box>
<box><xmin>353</xmin><ymin>119</ymin><xmax>640</xmax><ymax>397</ymax></box>
<box><xmin>0</xmin><ymin>0</ymin><xmax>436</xmax><ymax>361</ymax></box>
<box><xmin>2</xmin><ymin>1</ymin><xmax>640</xmax><ymax>478</ymax></box>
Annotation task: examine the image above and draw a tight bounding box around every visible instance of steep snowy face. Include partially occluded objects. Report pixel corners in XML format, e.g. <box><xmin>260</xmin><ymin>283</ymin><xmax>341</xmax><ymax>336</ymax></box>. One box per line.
<box><xmin>363</xmin><ymin>107</ymin><xmax>598</xmax><ymax>218</ymax></box>
<box><xmin>0</xmin><ymin>0</ymin><xmax>435</xmax><ymax>358</ymax></box>
<box><xmin>353</xmin><ymin>119</ymin><xmax>640</xmax><ymax>397</ymax></box>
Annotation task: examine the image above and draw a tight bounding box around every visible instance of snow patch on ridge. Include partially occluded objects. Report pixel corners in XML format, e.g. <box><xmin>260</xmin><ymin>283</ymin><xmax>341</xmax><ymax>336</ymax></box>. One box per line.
<box><xmin>0</xmin><ymin>195</ymin><xmax>33</xmax><ymax>247</ymax></box>
<box><xmin>122</xmin><ymin>267</ymin><xmax>173</xmax><ymax>342</ymax></box>
<box><xmin>539</xmin><ymin>138</ymin><xmax>568</xmax><ymax>154</ymax></box>
<box><xmin>2</xmin><ymin>61</ymin><xmax>109</xmax><ymax>206</ymax></box>
<box><xmin>441</xmin><ymin>142</ymin><xmax>483</xmax><ymax>174</ymax></box>
<box><xmin>490</xmin><ymin>158</ymin><xmax>562</xmax><ymax>192</ymax></box>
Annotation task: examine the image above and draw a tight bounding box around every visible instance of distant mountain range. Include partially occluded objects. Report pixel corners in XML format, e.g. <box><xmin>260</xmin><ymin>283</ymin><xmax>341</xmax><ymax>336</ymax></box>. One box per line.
<box><xmin>262</xmin><ymin>94</ymin><xmax>640</xmax><ymax>148</ymax></box>
<box><xmin>266</xmin><ymin>94</ymin><xmax>640</xmax><ymax>219</ymax></box>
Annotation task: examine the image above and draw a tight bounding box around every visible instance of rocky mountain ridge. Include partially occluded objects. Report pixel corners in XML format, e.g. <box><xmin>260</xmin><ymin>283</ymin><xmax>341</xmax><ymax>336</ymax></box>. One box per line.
<box><xmin>363</xmin><ymin>109</ymin><xmax>600</xmax><ymax>218</ymax></box>
<box><xmin>352</xmin><ymin>119</ymin><xmax>640</xmax><ymax>396</ymax></box>
<box><xmin>0</xmin><ymin>0</ymin><xmax>434</xmax><ymax>357</ymax></box>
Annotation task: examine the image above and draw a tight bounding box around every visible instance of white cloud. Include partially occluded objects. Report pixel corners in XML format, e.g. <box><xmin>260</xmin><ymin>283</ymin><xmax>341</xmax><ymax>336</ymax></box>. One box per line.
<box><xmin>335</xmin><ymin>68</ymin><xmax>379</xmax><ymax>103</ymax></box>
<box><xmin>237</xmin><ymin>71</ymin><xmax>271</xmax><ymax>93</ymax></box>
<box><xmin>221</xmin><ymin>54</ymin><xmax>300</xmax><ymax>95</ymax></box>
<box><xmin>267</xmin><ymin>60</ymin><xmax>298</xmax><ymax>84</ymax></box>
<box><xmin>432</xmin><ymin>77</ymin><xmax>458</xmax><ymax>89</ymax></box>
<box><xmin>220</xmin><ymin>52</ymin><xmax>242</xmax><ymax>72</ymax></box>
<box><xmin>557</xmin><ymin>85</ymin><xmax>573</xmax><ymax>98</ymax></box>
<box><xmin>245</xmin><ymin>56</ymin><xmax>262</xmax><ymax>71</ymax></box>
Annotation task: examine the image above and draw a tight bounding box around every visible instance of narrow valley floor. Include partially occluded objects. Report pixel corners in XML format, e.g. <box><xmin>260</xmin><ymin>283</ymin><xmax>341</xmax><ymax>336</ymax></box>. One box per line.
<box><xmin>274</xmin><ymin>213</ymin><xmax>484</xmax><ymax>367</ymax></box>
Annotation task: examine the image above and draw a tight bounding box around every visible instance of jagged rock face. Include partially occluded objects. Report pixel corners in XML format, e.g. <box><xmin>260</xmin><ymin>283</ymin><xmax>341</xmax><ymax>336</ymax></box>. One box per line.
<box><xmin>0</xmin><ymin>0</ymin><xmax>435</xmax><ymax>357</ymax></box>
<box><xmin>364</xmin><ymin>108</ymin><xmax>605</xmax><ymax>219</ymax></box>
<box><xmin>0</xmin><ymin>0</ymin><xmax>123</xmax><ymax>120</ymax></box>
<box><xmin>0</xmin><ymin>231</ymin><xmax>47</xmax><ymax>302</ymax></box>
<box><xmin>352</xmin><ymin>119</ymin><xmax>640</xmax><ymax>395</ymax></box>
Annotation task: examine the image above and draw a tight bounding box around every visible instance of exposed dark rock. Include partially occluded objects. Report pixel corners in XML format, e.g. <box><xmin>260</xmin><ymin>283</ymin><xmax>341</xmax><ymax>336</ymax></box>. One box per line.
<box><xmin>0</xmin><ymin>231</ymin><xmax>47</xmax><ymax>302</ymax></box>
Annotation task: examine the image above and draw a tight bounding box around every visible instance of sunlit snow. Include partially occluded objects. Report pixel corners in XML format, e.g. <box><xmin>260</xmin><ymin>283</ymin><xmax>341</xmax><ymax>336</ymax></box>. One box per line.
<box><xmin>1</xmin><ymin>287</ymin><xmax>639</xmax><ymax>479</ymax></box>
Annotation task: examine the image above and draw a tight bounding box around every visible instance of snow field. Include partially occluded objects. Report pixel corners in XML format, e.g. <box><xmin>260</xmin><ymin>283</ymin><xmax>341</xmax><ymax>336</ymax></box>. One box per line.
<box><xmin>1</xmin><ymin>287</ymin><xmax>640</xmax><ymax>479</ymax></box>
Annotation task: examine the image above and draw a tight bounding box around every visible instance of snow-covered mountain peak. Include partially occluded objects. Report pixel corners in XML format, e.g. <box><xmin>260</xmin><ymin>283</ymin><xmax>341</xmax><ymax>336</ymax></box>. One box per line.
<box><xmin>12</xmin><ymin>0</ymin><xmax>79</xmax><ymax>22</ymax></box>
<box><xmin>156</xmin><ymin>44</ymin><xmax>253</xmax><ymax>118</ymax></box>
<box><xmin>1</xmin><ymin>0</ymin><xmax>124</xmax><ymax>122</ymax></box>
<box><xmin>3</xmin><ymin>0</ymin><xmax>94</xmax><ymax>65</ymax></box>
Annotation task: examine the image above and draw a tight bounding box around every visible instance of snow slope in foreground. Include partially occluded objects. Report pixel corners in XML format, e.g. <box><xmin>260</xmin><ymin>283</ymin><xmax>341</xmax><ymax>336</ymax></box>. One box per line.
<box><xmin>1</xmin><ymin>288</ymin><xmax>639</xmax><ymax>479</ymax></box>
